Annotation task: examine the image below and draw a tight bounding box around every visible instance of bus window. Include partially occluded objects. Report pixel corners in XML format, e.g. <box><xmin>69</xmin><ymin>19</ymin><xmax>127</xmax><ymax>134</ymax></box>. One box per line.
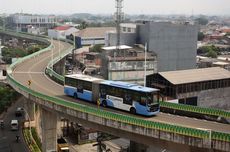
<box><xmin>124</xmin><ymin>93</ymin><xmax>132</xmax><ymax>105</ymax></box>
<box><xmin>140</xmin><ymin>96</ymin><xmax>147</xmax><ymax>106</ymax></box>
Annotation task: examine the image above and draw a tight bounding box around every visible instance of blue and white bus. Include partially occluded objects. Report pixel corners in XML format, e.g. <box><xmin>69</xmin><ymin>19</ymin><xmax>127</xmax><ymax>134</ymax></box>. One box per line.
<box><xmin>64</xmin><ymin>74</ymin><xmax>160</xmax><ymax>116</ymax></box>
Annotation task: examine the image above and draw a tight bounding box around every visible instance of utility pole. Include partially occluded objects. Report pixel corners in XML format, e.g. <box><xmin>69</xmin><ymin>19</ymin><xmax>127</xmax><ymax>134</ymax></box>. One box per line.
<box><xmin>114</xmin><ymin>0</ymin><xmax>124</xmax><ymax>80</ymax></box>
<box><xmin>115</xmin><ymin>0</ymin><xmax>124</xmax><ymax>50</ymax></box>
<box><xmin>144</xmin><ymin>42</ymin><xmax>147</xmax><ymax>87</ymax></box>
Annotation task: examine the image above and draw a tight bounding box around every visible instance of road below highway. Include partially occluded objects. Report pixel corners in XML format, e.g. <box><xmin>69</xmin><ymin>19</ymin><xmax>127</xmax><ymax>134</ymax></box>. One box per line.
<box><xmin>0</xmin><ymin>97</ymin><xmax>28</xmax><ymax>152</ymax></box>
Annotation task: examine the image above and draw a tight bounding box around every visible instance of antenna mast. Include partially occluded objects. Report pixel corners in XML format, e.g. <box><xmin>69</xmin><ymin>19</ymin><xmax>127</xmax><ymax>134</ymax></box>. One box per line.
<box><xmin>115</xmin><ymin>0</ymin><xmax>124</xmax><ymax>50</ymax></box>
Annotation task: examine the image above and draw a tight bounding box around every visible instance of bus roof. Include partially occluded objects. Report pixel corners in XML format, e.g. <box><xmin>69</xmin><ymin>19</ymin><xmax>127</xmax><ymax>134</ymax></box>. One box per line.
<box><xmin>100</xmin><ymin>80</ymin><xmax>159</xmax><ymax>92</ymax></box>
<box><xmin>65</xmin><ymin>74</ymin><xmax>103</xmax><ymax>82</ymax></box>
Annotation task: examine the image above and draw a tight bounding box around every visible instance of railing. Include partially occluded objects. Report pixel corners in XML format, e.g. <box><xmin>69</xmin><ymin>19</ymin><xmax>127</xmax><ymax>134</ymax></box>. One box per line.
<box><xmin>4</xmin><ymin>31</ymin><xmax>230</xmax><ymax>144</ymax></box>
<box><xmin>160</xmin><ymin>101</ymin><xmax>230</xmax><ymax>119</ymax></box>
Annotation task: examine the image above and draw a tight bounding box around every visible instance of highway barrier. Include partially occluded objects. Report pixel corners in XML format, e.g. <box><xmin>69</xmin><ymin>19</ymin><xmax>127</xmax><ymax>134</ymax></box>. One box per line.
<box><xmin>160</xmin><ymin>101</ymin><xmax>230</xmax><ymax>119</ymax></box>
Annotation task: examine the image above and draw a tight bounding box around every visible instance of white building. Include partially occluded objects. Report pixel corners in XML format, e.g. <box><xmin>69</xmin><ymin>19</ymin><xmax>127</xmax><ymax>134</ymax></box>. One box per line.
<box><xmin>48</xmin><ymin>26</ymin><xmax>79</xmax><ymax>39</ymax></box>
<box><xmin>7</xmin><ymin>14</ymin><xmax>57</xmax><ymax>33</ymax></box>
<box><xmin>120</xmin><ymin>23</ymin><xmax>137</xmax><ymax>33</ymax></box>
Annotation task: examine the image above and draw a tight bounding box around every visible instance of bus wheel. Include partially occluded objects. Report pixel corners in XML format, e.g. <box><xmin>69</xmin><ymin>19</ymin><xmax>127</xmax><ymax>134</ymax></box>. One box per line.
<box><xmin>130</xmin><ymin>107</ymin><xmax>136</xmax><ymax>114</ymax></box>
<box><xmin>74</xmin><ymin>93</ymin><xmax>78</xmax><ymax>99</ymax></box>
<box><xmin>102</xmin><ymin>100</ymin><xmax>107</xmax><ymax>107</ymax></box>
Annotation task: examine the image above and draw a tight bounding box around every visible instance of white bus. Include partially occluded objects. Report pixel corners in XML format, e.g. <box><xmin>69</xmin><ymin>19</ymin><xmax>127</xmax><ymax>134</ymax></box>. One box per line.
<box><xmin>11</xmin><ymin>120</ymin><xmax>19</xmax><ymax>131</ymax></box>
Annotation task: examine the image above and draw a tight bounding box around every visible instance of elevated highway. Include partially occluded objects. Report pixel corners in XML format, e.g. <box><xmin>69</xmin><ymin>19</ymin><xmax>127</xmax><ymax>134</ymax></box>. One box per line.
<box><xmin>3</xmin><ymin>31</ymin><xmax>230</xmax><ymax>152</ymax></box>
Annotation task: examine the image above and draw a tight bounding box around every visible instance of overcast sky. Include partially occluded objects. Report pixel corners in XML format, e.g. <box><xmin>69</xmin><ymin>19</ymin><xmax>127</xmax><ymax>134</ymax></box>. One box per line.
<box><xmin>0</xmin><ymin>0</ymin><xmax>230</xmax><ymax>15</ymax></box>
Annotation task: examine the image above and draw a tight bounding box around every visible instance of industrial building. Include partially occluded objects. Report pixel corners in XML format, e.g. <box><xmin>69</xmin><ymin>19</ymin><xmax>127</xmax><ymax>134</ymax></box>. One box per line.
<box><xmin>48</xmin><ymin>25</ymin><xmax>79</xmax><ymax>39</ymax></box>
<box><xmin>100</xmin><ymin>45</ymin><xmax>157</xmax><ymax>84</ymax></box>
<box><xmin>74</xmin><ymin>27</ymin><xmax>115</xmax><ymax>47</ymax></box>
<box><xmin>106</xmin><ymin>21</ymin><xmax>198</xmax><ymax>72</ymax></box>
<box><xmin>146</xmin><ymin>67</ymin><xmax>230</xmax><ymax>110</ymax></box>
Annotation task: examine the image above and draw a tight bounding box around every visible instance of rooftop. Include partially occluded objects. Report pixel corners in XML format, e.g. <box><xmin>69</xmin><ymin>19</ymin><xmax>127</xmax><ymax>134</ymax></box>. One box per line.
<box><xmin>101</xmin><ymin>80</ymin><xmax>159</xmax><ymax>92</ymax></box>
<box><xmin>74</xmin><ymin>27</ymin><xmax>115</xmax><ymax>38</ymax></box>
<box><xmin>53</xmin><ymin>26</ymin><xmax>72</xmax><ymax>31</ymax></box>
<box><xmin>65</xmin><ymin>74</ymin><xmax>102</xmax><ymax>82</ymax></box>
<box><xmin>159</xmin><ymin>67</ymin><xmax>230</xmax><ymax>85</ymax></box>
<box><xmin>102</xmin><ymin>45</ymin><xmax>132</xmax><ymax>51</ymax></box>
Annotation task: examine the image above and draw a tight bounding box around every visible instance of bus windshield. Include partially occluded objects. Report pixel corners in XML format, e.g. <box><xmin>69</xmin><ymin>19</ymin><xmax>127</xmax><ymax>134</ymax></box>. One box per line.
<box><xmin>141</xmin><ymin>92</ymin><xmax>159</xmax><ymax>106</ymax></box>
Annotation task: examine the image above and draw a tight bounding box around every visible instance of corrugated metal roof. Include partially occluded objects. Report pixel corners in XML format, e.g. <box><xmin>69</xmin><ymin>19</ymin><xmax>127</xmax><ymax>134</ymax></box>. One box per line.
<box><xmin>159</xmin><ymin>67</ymin><xmax>230</xmax><ymax>85</ymax></box>
<box><xmin>74</xmin><ymin>27</ymin><xmax>115</xmax><ymax>38</ymax></box>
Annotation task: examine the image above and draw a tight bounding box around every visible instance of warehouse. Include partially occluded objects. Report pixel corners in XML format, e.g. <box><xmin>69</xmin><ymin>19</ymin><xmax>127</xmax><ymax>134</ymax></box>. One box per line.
<box><xmin>146</xmin><ymin>67</ymin><xmax>230</xmax><ymax>110</ymax></box>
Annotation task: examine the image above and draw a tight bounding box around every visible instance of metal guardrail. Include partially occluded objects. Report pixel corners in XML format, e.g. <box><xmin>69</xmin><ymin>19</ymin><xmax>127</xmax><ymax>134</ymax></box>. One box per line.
<box><xmin>4</xmin><ymin>31</ymin><xmax>230</xmax><ymax>143</ymax></box>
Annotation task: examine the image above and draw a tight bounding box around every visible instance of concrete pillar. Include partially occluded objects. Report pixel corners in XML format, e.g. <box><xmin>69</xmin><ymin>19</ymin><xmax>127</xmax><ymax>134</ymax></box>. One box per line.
<box><xmin>34</xmin><ymin>104</ymin><xmax>42</xmax><ymax>141</ymax></box>
<box><xmin>41</xmin><ymin>108</ymin><xmax>57</xmax><ymax>152</ymax></box>
<box><xmin>57</xmin><ymin>115</ymin><xmax>63</xmax><ymax>138</ymax></box>
<box><xmin>23</xmin><ymin>98</ymin><xmax>35</xmax><ymax>121</ymax></box>
<box><xmin>129</xmin><ymin>141</ymin><xmax>147</xmax><ymax>152</ymax></box>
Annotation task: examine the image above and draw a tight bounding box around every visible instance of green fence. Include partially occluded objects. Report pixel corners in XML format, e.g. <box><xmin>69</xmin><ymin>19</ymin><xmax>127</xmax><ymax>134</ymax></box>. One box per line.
<box><xmin>160</xmin><ymin>101</ymin><xmax>230</xmax><ymax>119</ymax></box>
<box><xmin>5</xmin><ymin>31</ymin><xmax>230</xmax><ymax>143</ymax></box>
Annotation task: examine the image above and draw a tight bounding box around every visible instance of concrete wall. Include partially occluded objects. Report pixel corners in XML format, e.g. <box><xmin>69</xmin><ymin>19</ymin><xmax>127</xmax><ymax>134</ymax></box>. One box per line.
<box><xmin>105</xmin><ymin>32</ymin><xmax>136</xmax><ymax>46</ymax></box>
<box><xmin>139</xmin><ymin>22</ymin><xmax>198</xmax><ymax>72</ymax></box>
<box><xmin>177</xmin><ymin>87</ymin><xmax>230</xmax><ymax>110</ymax></box>
<box><xmin>198</xmin><ymin>87</ymin><xmax>230</xmax><ymax>110</ymax></box>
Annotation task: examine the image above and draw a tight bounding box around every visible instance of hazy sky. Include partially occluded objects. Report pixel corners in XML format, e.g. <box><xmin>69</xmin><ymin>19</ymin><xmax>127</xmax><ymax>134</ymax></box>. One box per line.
<box><xmin>0</xmin><ymin>0</ymin><xmax>230</xmax><ymax>15</ymax></box>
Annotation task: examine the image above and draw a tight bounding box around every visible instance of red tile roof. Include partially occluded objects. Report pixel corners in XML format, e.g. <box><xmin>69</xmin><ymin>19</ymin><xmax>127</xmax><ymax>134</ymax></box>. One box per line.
<box><xmin>221</xmin><ymin>29</ymin><xmax>230</xmax><ymax>33</ymax></box>
<box><xmin>54</xmin><ymin>26</ymin><xmax>71</xmax><ymax>31</ymax></box>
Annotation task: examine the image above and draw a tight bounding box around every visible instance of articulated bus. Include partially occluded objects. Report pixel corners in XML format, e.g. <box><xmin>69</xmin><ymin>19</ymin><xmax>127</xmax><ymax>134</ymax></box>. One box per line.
<box><xmin>64</xmin><ymin>74</ymin><xmax>160</xmax><ymax>116</ymax></box>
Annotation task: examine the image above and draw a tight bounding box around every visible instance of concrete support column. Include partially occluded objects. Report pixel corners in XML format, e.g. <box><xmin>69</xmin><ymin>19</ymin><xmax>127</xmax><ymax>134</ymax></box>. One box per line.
<box><xmin>23</xmin><ymin>97</ymin><xmax>35</xmax><ymax>121</ymax></box>
<box><xmin>57</xmin><ymin>115</ymin><xmax>63</xmax><ymax>138</ymax></box>
<box><xmin>41</xmin><ymin>108</ymin><xmax>57</xmax><ymax>152</ymax></box>
<box><xmin>34</xmin><ymin>104</ymin><xmax>42</xmax><ymax>141</ymax></box>
<box><xmin>129</xmin><ymin>141</ymin><xmax>147</xmax><ymax>152</ymax></box>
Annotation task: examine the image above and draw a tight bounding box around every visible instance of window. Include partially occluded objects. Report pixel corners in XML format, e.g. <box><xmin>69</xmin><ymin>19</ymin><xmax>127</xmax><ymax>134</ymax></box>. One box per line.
<box><xmin>65</xmin><ymin>77</ymin><xmax>77</xmax><ymax>87</ymax></box>
<box><xmin>122</xmin><ymin>27</ymin><xmax>126</xmax><ymax>32</ymax></box>
<box><xmin>123</xmin><ymin>91</ymin><xmax>133</xmax><ymax>105</ymax></box>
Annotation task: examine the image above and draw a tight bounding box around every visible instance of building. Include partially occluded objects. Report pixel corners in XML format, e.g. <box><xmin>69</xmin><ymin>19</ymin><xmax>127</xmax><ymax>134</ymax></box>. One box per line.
<box><xmin>197</xmin><ymin>56</ymin><xmax>230</xmax><ymax>71</ymax></box>
<box><xmin>48</xmin><ymin>25</ymin><xmax>79</xmax><ymax>39</ymax></box>
<box><xmin>7</xmin><ymin>14</ymin><xmax>57</xmax><ymax>33</ymax></box>
<box><xmin>106</xmin><ymin>21</ymin><xmax>198</xmax><ymax>72</ymax></box>
<box><xmin>146</xmin><ymin>67</ymin><xmax>230</xmax><ymax>110</ymax></box>
<box><xmin>100</xmin><ymin>45</ymin><xmax>157</xmax><ymax>84</ymax></box>
<box><xmin>74</xmin><ymin>27</ymin><xmax>115</xmax><ymax>46</ymax></box>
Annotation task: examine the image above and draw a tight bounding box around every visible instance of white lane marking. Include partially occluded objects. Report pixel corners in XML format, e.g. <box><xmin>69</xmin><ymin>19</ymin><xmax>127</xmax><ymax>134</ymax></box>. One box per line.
<box><xmin>13</xmin><ymin>72</ymin><xmax>44</xmax><ymax>74</ymax></box>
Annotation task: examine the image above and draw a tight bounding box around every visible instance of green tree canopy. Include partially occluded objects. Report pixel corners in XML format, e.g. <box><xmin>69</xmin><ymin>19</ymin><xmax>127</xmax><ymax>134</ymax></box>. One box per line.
<box><xmin>79</xmin><ymin>21</ymin><xmax>88</xmax><ymax>30</ymax></box>
<box><xmin>195</xmin><ymin>17</ymin><xmax>209</xmax><ymax>25</ymax></box>
<box><xmin>197</xmin><ymin>45</ymin><xmax>220</xmax><ymax>58</ymax></box>
<box><xmin>90</xmin><ymin>44</ymin><xmax>103</xmax><ymax>53</ymax></box>
<box><xmin>198</xmin><ymin>32</ymin><xmax>205</xmax><ymax>41</ymax></box>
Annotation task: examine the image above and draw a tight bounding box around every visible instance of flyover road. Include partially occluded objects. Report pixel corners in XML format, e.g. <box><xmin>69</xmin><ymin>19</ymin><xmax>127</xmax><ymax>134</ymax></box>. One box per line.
<box><xmin>12</xmin><ymin>40</ymin><xmax>230</xmax><ymax>135</ymax></box>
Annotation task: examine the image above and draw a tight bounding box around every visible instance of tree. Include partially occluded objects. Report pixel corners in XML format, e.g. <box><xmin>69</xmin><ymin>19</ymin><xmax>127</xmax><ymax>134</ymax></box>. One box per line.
<box><xmin>90</xmin><ymin>44</ymin><xmax>103</xmax><ymax>53</ymax></box>
<box><xmin>198</xmin><ymin>32</ymin><xmax>205</xmax><ymax>41</ymax></box>
<box><xmin>0</xmin><ymin>17</ymin><xmax>3</xmax><ymax>27</ymax></box>
<box><xmin>207</xmin><ymin>50</ymin><xmax>217</xmax><ymax>58</ymax></box>
<box><xmin>195</xmin><ymin>17</ymin><xmax>208</xmax><ymax>25</ymax></box>
<box><xmin>79</xmin><ymin>21</ymin><xmax>88</xmax><ymax>30</ymax></box>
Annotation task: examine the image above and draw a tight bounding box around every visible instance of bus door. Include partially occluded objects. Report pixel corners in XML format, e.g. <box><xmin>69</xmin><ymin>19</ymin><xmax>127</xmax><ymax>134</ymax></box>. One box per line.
<box><xmin>123</xmin><ymin>92</ymin><xmax>133</xmax><ymax>110</ymax></box>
